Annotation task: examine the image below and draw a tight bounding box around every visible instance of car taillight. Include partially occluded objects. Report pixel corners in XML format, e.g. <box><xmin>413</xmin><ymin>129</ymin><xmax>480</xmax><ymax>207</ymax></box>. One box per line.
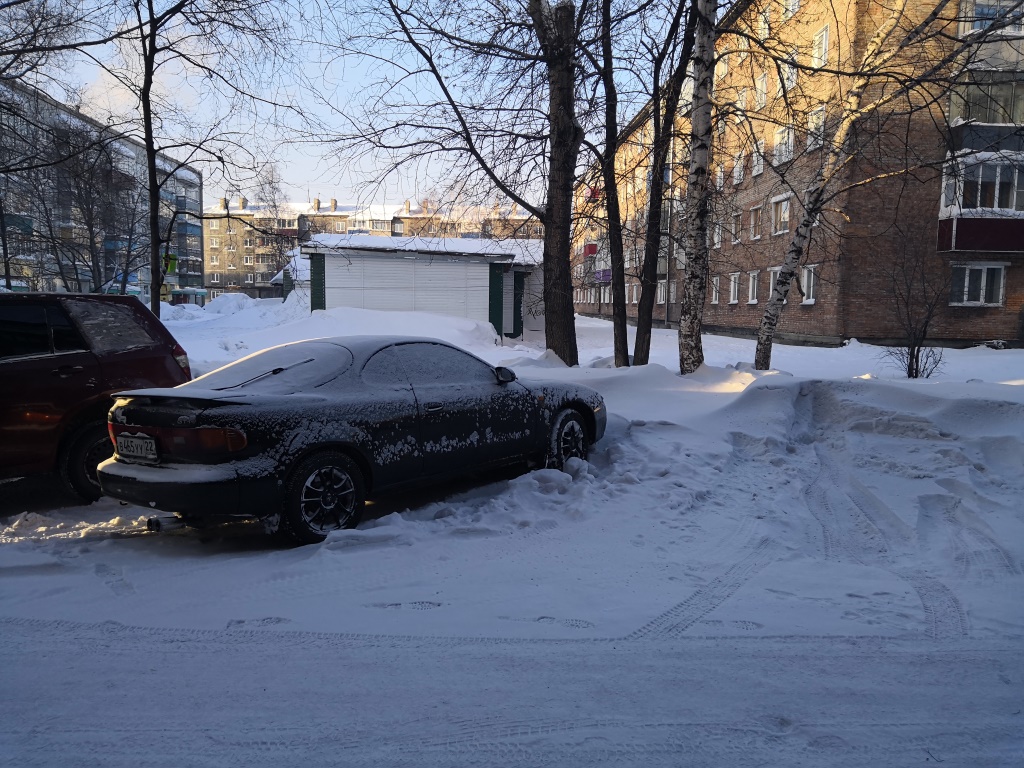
<box><xmin>110</xmin><ymin>423</ymin><xmax>247</xmax><ymax>460</ymax></box>
<box><xmin>172</xmin><ymin>342</ymin><xmax>192</xmax><ymax>379</ymax></box>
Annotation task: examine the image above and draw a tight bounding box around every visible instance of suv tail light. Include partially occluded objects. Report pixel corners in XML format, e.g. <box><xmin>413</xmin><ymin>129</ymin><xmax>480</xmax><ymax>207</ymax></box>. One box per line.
<box><xmin>172</xmin><ymin>342</ymin><xmax>192</xmax><ymax>379</ymax></box>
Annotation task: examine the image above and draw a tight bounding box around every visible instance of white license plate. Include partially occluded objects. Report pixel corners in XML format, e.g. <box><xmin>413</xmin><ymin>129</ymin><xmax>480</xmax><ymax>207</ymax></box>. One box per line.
<box><xmin>116</xmin><ymin>433</ymin><xmax>158</xmax><ymax>462</ymax></box>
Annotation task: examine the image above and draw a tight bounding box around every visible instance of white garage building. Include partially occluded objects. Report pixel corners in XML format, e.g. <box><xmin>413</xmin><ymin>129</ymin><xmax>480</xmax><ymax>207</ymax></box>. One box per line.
<box><xmin>301</xmin><ymin>234</ymin><xmax>543</xmax><ymax>338</ymax></box>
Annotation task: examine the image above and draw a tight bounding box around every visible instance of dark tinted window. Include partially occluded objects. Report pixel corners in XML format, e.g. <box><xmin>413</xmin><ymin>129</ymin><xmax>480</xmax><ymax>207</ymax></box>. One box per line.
<box><xmin>188</xmin><ymin>342</ymin><xmax>353</xmax><ymax>393</ymax></box>
<box><xmin>62</xmin><ymin>299</ymin><xmax>158</xmax><ymax>353</ymax></box>
<box><xmin>0</xmin><ymin>304</ymin><xmax>49</xmax><ymax>359</ymax></box>
<box><xmin>393</xmin><ymin>343</ymin><xmax>496</xmax><ymax>386</ymax></box>
<box><xmin>362</xmin><ymin>345</ymin><xmax>410</xmax><ymax>387</ymax></box>
<box><xmin>47</xmin><ymin>305</ymin><xmax>88</xmax><ymax>352</ymax></box>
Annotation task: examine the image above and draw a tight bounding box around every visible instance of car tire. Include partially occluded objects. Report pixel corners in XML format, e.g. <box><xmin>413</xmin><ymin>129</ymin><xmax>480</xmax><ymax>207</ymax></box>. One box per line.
<box><xmin>547</xmin><ymin>409</ymin><xmax>588</xmax><ymax>470</ymax></box>
<box><xmin>60</xmin><ymin>422</ymin><xmax>113</xmax><ymax>503</ymax></box>
<box><xmin>281</xmin><ymin>451</ymin><xmax>365</xmax><ymax>544</ymax></box>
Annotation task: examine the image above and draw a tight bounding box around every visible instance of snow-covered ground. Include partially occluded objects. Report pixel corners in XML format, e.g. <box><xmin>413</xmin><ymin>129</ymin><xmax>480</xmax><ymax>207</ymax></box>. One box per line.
<box><xmin>2</xmin><ymin>290</ymin><xmax>1022</xmax><ymax>767</ymax></box>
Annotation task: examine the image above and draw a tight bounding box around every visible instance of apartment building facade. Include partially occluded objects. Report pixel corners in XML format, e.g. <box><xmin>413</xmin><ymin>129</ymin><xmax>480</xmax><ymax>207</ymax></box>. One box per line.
<box><xmin>574</xmin><ymin>0</ymin><xmax>1024</xmax><ymax>347</ymax></box>
<box><xmin>0</xmin><ymin>81</ymin><xmax>203</xmax><ymax>301</ymax></box>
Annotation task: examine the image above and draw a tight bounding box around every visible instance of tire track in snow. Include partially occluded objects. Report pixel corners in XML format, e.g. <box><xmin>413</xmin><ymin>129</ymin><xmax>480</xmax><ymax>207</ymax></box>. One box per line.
<box><xmin>625</xmin><ymin>535</ymin><xmax>781</xmax><ymax>640</ymax></box>
<box><xmin>801</xmin><ymin>387</ymin><xmax>969</xmax><ymax>640</ymax></box>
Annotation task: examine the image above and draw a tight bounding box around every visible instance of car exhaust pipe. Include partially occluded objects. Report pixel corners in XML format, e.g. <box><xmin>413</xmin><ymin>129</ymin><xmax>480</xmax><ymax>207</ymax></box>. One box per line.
<box><xmin>147</xmin><ymin>515</ymin><xmax>186</xmax><ymax>533</ymax></box>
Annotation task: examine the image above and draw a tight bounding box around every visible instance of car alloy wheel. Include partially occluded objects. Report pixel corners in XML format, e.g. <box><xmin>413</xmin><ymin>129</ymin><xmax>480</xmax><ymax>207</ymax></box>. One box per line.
<box><xmin>548</xmin><ymin>409</ymin><xmax>588</xmax><ymax>469</ymax></box>
<box><xmin>283</xmin><ymin>451</ymin><xmax>365</xmax><ymax>544</ymax></box>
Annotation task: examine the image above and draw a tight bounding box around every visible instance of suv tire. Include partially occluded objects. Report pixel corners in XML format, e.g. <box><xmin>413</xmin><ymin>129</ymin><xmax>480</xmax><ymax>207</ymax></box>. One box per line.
<box><xmin>60</xmin><ymin>423</ymin><xmax>113</xmax><ymax>502</ymax></box>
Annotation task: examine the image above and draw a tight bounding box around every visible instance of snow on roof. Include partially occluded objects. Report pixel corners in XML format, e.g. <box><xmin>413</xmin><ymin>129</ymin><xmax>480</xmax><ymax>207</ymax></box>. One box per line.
<box><xmin>203</xmin><ymin>200</ymin><xmax>363</xmax><ymax>217</ymax></box>
<box><xmin>302</xmin><ymin>233</ymin><xmax>544</xmax><ymax>265</ymax></box>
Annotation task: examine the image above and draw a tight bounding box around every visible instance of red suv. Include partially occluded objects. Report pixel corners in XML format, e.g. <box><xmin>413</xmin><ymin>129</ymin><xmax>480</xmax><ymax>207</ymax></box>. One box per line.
<box><xmin>0</xmin><ymin>293</ymin><xmax>191</xmax><ymax>501</ymax></box>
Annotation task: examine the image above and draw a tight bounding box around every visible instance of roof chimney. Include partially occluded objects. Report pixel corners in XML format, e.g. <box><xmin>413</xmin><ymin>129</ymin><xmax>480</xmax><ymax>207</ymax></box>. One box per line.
<box><xmin>313</xmin><ymin>197</ymin><xmax>320</xmax><ymax>212</ymax></box>
<box><xmin>238</xmin><ymin>196</ymin><xmax>247</xmax><ymax>210</ymax></box>
<box><xmin>219</xmin><ymin>197</ymin><xmax>228</xmax><ymax>211</ymax></box>
<box><xmin>330</xmin><ymin>198</ymin><xmax>337</xmax><ymax>212</ymax></box>
<box><xmin>404</xmin><ymin>199</ymin><xmax>411</xmax><ymax>215</ymax></box>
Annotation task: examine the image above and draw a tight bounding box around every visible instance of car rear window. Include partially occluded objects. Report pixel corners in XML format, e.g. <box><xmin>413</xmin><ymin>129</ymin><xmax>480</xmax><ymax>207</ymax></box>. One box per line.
<box><xmin>62</xmin><ymin>299</ymin><xmax>160</xmax><ymax>353</ymax></box>
<box><xmin>188</xmin><ymin>342</ymin><xmax>354</xmax><ymax>394</ymax></box>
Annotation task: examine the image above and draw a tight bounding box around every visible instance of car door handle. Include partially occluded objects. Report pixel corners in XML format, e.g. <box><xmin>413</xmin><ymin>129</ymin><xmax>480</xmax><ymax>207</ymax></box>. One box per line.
<box><xmin>425</xmin><ymin>403</ymin><xmax>444</xmax><ymax>413</ymax></box>
<box><xmin>51</xmin><ymin>365</ymin><xmax>84</xmax><ymax>378</ymax></box>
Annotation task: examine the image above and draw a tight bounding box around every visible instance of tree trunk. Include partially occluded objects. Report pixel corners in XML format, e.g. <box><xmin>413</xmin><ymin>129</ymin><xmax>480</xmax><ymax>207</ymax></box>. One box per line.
<box><xmin>600</xmin><ymin>0</ymin><xmax>629</xmax><ymax>367</ymax></box>
<box><xmin>531</xmin><ymin>0</ymin><xmax>581</xmax><ymax>367</ymax></box>
<box><xmin>1</xmin><ymin>198</ymin><xmax>11</xmax><ymax>290</ymax></box>
<box><xmin>677</xmin><ymin>0</ymin><xmax>716</xmax><ymax>374</ymax></box>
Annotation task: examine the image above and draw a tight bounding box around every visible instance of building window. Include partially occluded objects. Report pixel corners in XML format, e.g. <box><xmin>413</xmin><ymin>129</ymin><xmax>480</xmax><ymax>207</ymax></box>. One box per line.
<box><xmin>657</xmin><ymin>280</ymin><xmax>667</xmax><ymax>304</ymax></box>
<box><xmin>210</xmin><ymin>290</ymin><xmax>222</xmax><ymax>299</ymax></box>
<box><xmin>807</xmin><ymin>107</ymin><xmax>826</xmax><ymax>149</ymax></box>
<box><xmin>971</xmin><ymin>1</ymin><xmax>1024</xmax><ymax>31</ymax></box>
<box><xmin>767</xmin><ymin>267</ymin><xmax>785</xmax><ymax>303</ymax></box>
<box><xmin>245</xmin><ymin>273</ymin><xmax>255</xmax><ymax>283</ymax></box>
<box><xmin>950</xmin><ymin>263</ymin><xmax>1005</xmax><ymax>305</ymax></box>
<box><xmin>244</xmin><ymin>238</ymin><xmax>253</xmax><ymax>248</ymax></box>
<box><xmin>715</xmin><ymin>166</ymin><xmax>725</xmax><ymax>190</ymax></box>
<box><xmin>953</xmin><ymin>77</ymin><xmax>1024</xmax><ymax>124</ymax></box>
<box><xmin>209</xmin><ymin>272</ymin><xmax>220</xmax><ymax>283</ymax></box>
<box><xmin>733</xmin><ymin>152</ymin><xmax>745</xmax><ymax>184</ymax></box>
<box><xmin>712</xmin><ymin>220</ymin><xmax>723</xmax><ymax>248</ymax></box>
<box><xmin>632</xmin><ymin>283</ymin><xmax>639</xmax><ymax>304</ymax></box>
<box><xmin>209</xmin><ymin>254</ymin><xmax>219</xmax><ymax>266</ymax></box>
<box><xmin>731</xmin><ymin>212</ymin><xmax>742</xmax><ymax>243</ymax></box>
<box><xmin>208</xmin><ymin>220</ymin><xmax>219</xmax><ymax>231</ymax></box>
<box><xmin>729</xmin><ymin>272</ymin><xmax>741</xmax><ymax>304</ymax></box>
<box><xmin>945</xmin><ymin>158</ymin><xmax>1024</xmax><ymax>211</ymax></box>
<box><xmin>736</xmin><ymin>88</ymin><xmax>747</xmax><ymax>122</ymax></box>
<box><xmin>757</xmin><ymin>6</ymin><xmax>770</xmax><ymax>38</ymax></box>
<box><xmin>755</xmin><ymin>73</ymin><xmax>768</xmax><ymax>109</ymax></box>
<box><xmin>811</xmin><ymin>25</ymin><xmax>829</xmax><ymax>68</ymax></box>
<box><xmin>782</xmin><ymin>0</ymin><xmax>800</xmax><ymax>20</ymax></box>
<box><xmin>774</xmin><ymin>125</ymin><xmax>794</xmax><ymax>163</ymax></box>
<box><xmin>335</xmin><ymin>221</ymin><xmax>346</xmax><ymax>232</ymax></box>
<box><xmin>750</xmin><ymin>205</ymin><xmax>763</xmax><ymax>239</ymax></box>
<box><xmin>209</xmin><ymin>238</ymin><xmax>219</xmax><ymax>248</ymax></box>
<box><xmin>801</xmin><ymin>264</ymin><xmax>818</xmax><ymax>303</ymax></box>
<box><xmin>277</xmin><ymin>218</ymin><xmax>297</xmax><ymax>229</ymax></box>
<box><xmin>804</xmin><ymin>189</ymin><xmax>822</xmax><ymax>225</ymax></box>
<box><xmin>753</xmin><ymin>141</ymin><xmax>765</xmax><ymax>175</ymax></box>
<box><xmin>226</xmin><ymin>244</ymin><xmax>236</xmax><ymax>252</ymax></box>
<box><xmin>711</xmin><ymin>275</ymin><xmax>720</xmax><ymax>304</ymax></box>
<box><xmin>780</xmin><ymin>51</ymin><xmax>798</xmax><ymax>92</ymax></box>
<box><xmin>773</xmin><ymin>195</ymin><xmax>791</xmax><ymax>234</ymax></box>
<box><xmin>243</xmin><ymin>255</ymin><xmax>253</xmax><ymax>265</ymax></box>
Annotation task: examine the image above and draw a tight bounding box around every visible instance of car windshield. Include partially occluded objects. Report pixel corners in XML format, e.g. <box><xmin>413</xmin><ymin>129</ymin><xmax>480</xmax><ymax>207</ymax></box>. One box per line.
<box><xmin>187</xmin><ymin>342</ymin><xmax>353</xmax><ymax>394</ymax></box>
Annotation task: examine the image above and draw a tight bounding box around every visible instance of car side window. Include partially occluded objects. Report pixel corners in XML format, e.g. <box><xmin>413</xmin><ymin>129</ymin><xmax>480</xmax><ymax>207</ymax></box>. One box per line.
<box><xmin>393</xmin><ymin>343</ymin><xmax>497</xmax><ymax>386</ymax></box>
<box><xmin>62</xmin><ymin>300</ymin><xmax>158</xmax><ymax>353</ymax></box>
<box><xmin>362</xmin><ymin>346</ymin><xmax>411</xmax><ymax>388</ymax></box>
<box><xmin>47</xmin><ymin>305</ymin><xmax>88</xmax><ymax>353</ymax></box>
<box><xmin>0</xmin><ymin>304</ymin><xmax>49</xmax><ymax>360</ymax></box>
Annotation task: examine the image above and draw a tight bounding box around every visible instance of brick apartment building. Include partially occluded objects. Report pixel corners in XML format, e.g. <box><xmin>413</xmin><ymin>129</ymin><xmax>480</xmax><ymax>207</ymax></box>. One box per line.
<box><xmin>574</xmin><ymin>0</ymin><xmax>1024</xmax><ymax>347</ymax></box>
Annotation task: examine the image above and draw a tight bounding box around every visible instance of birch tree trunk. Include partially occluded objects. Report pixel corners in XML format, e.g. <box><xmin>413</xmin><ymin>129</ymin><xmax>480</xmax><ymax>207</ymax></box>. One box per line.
<box><xmin>677</xmin><ymin>0</ymin><xmax>716</xmax><ymax>375</ymax></box>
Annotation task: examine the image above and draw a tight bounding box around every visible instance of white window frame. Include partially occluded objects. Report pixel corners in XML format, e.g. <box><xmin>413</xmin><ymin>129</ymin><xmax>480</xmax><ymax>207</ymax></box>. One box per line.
<box><xmin>226</xmin><ymin>243</ymin><xmax>236</xmax><ymax>252</ymax></box>
<box><xmin>335</xmin><ymin>221</ymin><xmax>346</xmax><ymax>233</ymax></box>
<box><xmin>656</xmin><ymin>280</ymin><xmax>667</xmax><ymax>304</ymax></box>
<box><xmin>735</xmin><ymin>89</ymin><xmax>747</xmax><ymax>122</ymax></box>
<box><xmin>716</xmin><ymin>166</ymin><xmax>725</xmax><ymax>190</ymax></box>
<box><xmin>772</xmin><ymin>194</ymin><xmax>792</xmax><ymax>234</ymax></box>
<box><xmin>774</xmin><ymin>125</ymin><xmax>794</xmax><ymax>164</ymax></box>
<box><xmin>243</xmin><ymin>255</ymin><xmax>254</xmax><ymax>265</ymax></box>
<box><xmin>209</xmin><ymin>272</ymin><xmax>220</xmax><ymax>283</ymax></box>
<box><xmin>811</xmin><ymin>25</ymin><xmax>829</xmax><ymax>68</ymax></box>
<box><xmin>750</xmin><ymin>205</ymin><xmax>763</xmax><ymax>240</ymax></box>
<box><xmin>209</xmin><ymin>254</ymin><xmax>219</xmax><ymax>266</ymax></box>
<box><xmin>752</xmin><ymin>141</ymin><xmax>765</xmax><ymax>175</ymax></box>
<box><xmin>747</xmin><ymin>270</ymin><xmax>759</xmax><ymax>304</ymax></box>
<box><xmin>729</xmin><ymin>272</ymin><xmax>741</xmax><ymax>304</ymax></box>
<box><xmin>942</xmin><ymin>154</ymin><xmax>1024</xmax><ymax>215</ymax></box>
<box><xmin>244</xmin><ymin>238</ymin><xmax>254</xmax><ymax>248</ymax></box>
<box><xmin>711</xmin><ymin>275</ymin><xmax>720</xmax><ymax>304</ymax></box>
<box><xmin>804</xmin><ymin>188</ymin><xmax>822</xmax><ymax>226</ymax></box>
<box><xmin>245</xmin><ymin>273</ymin><xmax>255</xmax><ymax>284</ymax></box>
<box><xmin>801</xmin><ymin>264</ymin><xmax>818</xmax><ymax>304</ymax></box>
<box><xmin>208</xmin><ymin>220</ymin><xmax>220</xmax><ymax>231</ymax></box>
<box><xmin>782</xmin><ymin>0</ymin><xmax>800</xmax><ymax>20</ymax></box>
<box><xmin>767</xmin><ymin>267</ymin><xmax>787</xmax><ymax>303</ymax></box>
<box><xmin>731</xmin><ymin>212</ymin><xmax>742</xmax><ymax>243</ymax></box>
<box><xmin>209</xmin><ymin>238</ymin><xmax>220</xmax><ymax>248</ymax></box>
<box><xmin>949</xmin><ymin>262</ymin><xmax>1007</xmax><ymax>306</ymax></box>
<box><xmin>733</xmin><ymin>152</ymin><xmax>745</xmax><ymax>184</ymax></box>
<box><xmin>807</xmin><ymin>107</ymin><xmax>826</xmax><ymax>149</ymax></box>
<box><xmin>712</xmin><ymin>220</ymin><xmax>723</xmax><ymax>248</ymax></box>
<box><xmin>755</xmin><ymin>73</ymin><xmax>768</xmax><ymax>109</ymax></box>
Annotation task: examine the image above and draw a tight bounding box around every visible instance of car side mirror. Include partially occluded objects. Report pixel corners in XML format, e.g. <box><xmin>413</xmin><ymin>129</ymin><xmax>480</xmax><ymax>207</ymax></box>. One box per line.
<box><xmin>495</xmin><ymin>366</ymin><xmax>517</xmax><ymax>384</ymax></box>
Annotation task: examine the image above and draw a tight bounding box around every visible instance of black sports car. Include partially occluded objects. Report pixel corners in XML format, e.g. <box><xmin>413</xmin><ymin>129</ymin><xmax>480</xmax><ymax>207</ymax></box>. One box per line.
<box><xmin>97</xmin><ymin>336</ymin><xmax>606</xmax><ymax>543</ymax></box>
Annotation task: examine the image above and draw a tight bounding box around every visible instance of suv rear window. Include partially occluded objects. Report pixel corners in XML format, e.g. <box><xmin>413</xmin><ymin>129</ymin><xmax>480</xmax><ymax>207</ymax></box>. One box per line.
<box><xmin>62</xmin><ymin>299</ymin><xmax>159</xmax><ymax>353</ymax></box>
<box><xmin>0</xmin><ymin>305</ymin><xmax>48</xmax><ymax>359</ymax></box>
